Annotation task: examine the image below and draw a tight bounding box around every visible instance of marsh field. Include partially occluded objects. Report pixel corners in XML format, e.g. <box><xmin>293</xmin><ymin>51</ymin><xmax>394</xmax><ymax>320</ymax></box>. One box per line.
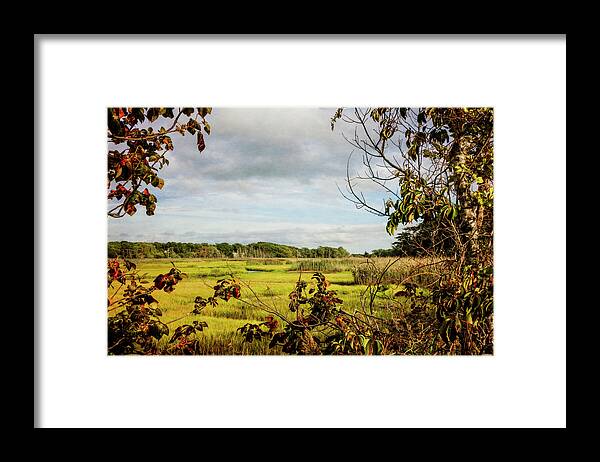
<box><xmin>108</xmin><ymin>256</ymin><xmax>436</xmax><ymax>355</ymax></box>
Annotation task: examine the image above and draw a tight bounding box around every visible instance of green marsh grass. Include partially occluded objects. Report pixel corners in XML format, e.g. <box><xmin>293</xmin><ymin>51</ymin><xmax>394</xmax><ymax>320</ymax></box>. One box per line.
<box><xmin>351</xmin><ymin>257</ymin><xmax>440</xmax><ymax>287</ymax></box>
<box><xmin>110</xmin><ymin>257</ymin><xmax>419</xmax><ymax>354</ymax></box>
<box><xmin>288</xmin><ymin>258</ymin><xmax>358</xmax><ymax>273</ymax></box>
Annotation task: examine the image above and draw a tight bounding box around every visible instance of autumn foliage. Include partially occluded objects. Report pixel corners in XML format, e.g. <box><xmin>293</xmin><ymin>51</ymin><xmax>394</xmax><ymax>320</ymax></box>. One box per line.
<box><xmin>107</xmin><ymin>107</ymin><xmax>212</xmax><ymax>218</ymax></box>
<box><xmin>107</xmin><ymin>258</ymin><xmax>241</xmax><ymax>355</ymax></box>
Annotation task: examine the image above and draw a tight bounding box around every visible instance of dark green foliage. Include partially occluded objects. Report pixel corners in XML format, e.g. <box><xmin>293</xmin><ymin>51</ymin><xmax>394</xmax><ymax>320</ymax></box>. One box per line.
<box><xmin>431</xmin><ymin>263</ymin><xmax>493</xmax><ymax>353</ymax></box>
<box><xmin>368</xmin><ymin>222</ymin><xmax>457</xmax><ymax>258</ymax></box>
<box><xmin>107</xmin><ymin>241</ymin><xmax>352</xmax><ymax>260</ymax></box>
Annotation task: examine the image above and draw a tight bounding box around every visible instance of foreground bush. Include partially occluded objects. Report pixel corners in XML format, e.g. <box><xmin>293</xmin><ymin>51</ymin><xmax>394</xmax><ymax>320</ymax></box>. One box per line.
<box><xmin>107</xmin><ymin>257</ymin><xmax>241</xmax><ymax>355</ymax></box>
<box><xmin>232</xmin><ymin>270</ymin><xmax>437</xmax><ymax>355</ymax></box>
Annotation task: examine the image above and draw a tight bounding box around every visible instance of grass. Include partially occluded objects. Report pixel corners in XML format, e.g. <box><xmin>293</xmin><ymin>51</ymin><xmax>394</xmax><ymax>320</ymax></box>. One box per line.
<box><xmin>288</xmin><ymin>258</ymin><xmax>356</xmax><ymax>273</ymax></box>
<box><xmin>244</xmin><ymin>266</ymin><xmax>277</xmax><ymax>272</ymax></box>
<box><xmin>109</xmin><ymin>257</ymin><xmax>436</xmax><ymax>354</ymax></box>
<box><xmin>351</xmin><ymin>257</ymin><xmax>440</xmax><ymax>287</ymax></box>
<box><xmin>246</xmin><ymin>258</ymin><xmax>292</xmax><ymax>266</ymax></box>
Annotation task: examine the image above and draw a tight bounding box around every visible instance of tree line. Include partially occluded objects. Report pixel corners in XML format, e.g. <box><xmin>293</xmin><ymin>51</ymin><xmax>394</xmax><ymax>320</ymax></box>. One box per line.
<box><xmin>108</xmin><ymin>240</ymin><xmax>352</xmax><ymax>259</ymax></box>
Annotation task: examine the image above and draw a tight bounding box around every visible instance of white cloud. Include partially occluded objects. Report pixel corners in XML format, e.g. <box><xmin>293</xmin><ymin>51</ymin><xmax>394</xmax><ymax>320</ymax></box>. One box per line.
<box><xmin>108</xmin><ymin>107</ymin><xmax>400</xmax><ymax>252</ymax></box>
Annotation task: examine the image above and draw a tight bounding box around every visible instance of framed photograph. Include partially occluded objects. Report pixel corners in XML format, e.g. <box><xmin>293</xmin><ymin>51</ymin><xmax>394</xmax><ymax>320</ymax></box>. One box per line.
<box><xmin>106</xmin><ymin>106</ymin><xmax>494</xmax><ymax>357</ymax></box>
<box><xmin>35</xmin><ymin>35</ymin><xmax>566</xmax><ymax>428</ymax></box>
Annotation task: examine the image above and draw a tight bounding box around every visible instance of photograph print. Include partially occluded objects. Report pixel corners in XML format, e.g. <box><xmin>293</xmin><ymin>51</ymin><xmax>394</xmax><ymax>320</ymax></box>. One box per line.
<box><xmin>107</xmin><ymin>107</ymin><xmax>494</xmax><ymax>356</ymax></box>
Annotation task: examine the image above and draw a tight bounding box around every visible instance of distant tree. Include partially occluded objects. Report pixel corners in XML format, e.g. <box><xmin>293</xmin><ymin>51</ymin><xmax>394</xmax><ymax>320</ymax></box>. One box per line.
<box><xmin>216</xmin><ymin>243</ymin><xmax>234</xmax><ymax>258</ymax></box>
<box><xmin>392</xmin><ymin>221</ymin><xmax>456</xmax><ymax>257</ymax></box>
<box><xmin>108</xmin><ymin>241</ymin><xmax>352</xmax><ymax>260</ymax></box>
<box><xmin>107</xmin><ymin>107</ymin><xmax>212</xmax><ymax>218</ymax></box>
<box><xmin>370</xmin><ymin>248</ymin><xmax>396</xmax><ymax>258</ymax></box>
<box><xmin>336</xmin><ymin>247</ymin><xmax>350</xmax><ymax>258</ymax></box>
<box><xmin>195</xmin><ymin>244</ymin><xmax>221</xmax><ymax>258</ymax></box>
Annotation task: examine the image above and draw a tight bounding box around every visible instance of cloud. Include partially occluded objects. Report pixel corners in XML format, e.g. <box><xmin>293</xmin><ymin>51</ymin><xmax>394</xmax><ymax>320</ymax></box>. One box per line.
<box><xmin>108</xmin><ymin>108</ymin><xmax>400</xmax><ymax>253</ymax></box>
<box><xmin>156</xmin><ymin>108</ymin><xmax>359</xmax><ymax>186</ymax></box>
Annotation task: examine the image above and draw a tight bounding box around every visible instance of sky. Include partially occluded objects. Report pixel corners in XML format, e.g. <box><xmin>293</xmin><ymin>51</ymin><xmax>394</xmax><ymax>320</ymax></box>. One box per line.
<box><xmin>107</xmin><ymin>107</ymin><xmax>399</xmax><ymax>254</ymax></box>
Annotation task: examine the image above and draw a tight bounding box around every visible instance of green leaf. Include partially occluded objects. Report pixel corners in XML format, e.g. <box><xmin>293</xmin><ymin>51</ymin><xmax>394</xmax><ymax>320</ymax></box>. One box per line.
<box><xmin>466</xmin><ymin>312</ymin><xmax>473</xmax><ymax>325</ymax></box>
<box><xmin>386</xmin><ymin>219</ymin><xmax>397</xmax><ymax>236</ymax></box>
<box><xmin>158</xmin><ymin>322</ymin><xmax>169</xmax><ymax>337</ymax></box>
<box><xmin>360</xmin><ymin>336</ymin><xmax>373</xmax><ymax>354</ymax></box>
<box><xmin>373</xmin><ymin>339</ymin><xmax>383</xmax><ymax>355</ymax></box>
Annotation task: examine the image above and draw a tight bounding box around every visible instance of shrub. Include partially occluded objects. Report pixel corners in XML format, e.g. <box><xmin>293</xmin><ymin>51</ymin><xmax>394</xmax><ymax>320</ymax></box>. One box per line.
<box><xmin>107</xmin><ymin>257</ymin><xmax>241</xmax><ymax>355</ymax></box>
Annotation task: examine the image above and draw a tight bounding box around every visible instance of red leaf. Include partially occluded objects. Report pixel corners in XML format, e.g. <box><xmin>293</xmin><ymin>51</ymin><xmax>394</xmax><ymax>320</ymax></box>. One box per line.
<box><xmin>197</xmin><ymin>132</ymin><xmax>206</xmax><ymax>153</ymax></box>
<box><xmin>154</xmin><ymin>274</ymin><xmax>166</xmax><ymax>289</ymax></box>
